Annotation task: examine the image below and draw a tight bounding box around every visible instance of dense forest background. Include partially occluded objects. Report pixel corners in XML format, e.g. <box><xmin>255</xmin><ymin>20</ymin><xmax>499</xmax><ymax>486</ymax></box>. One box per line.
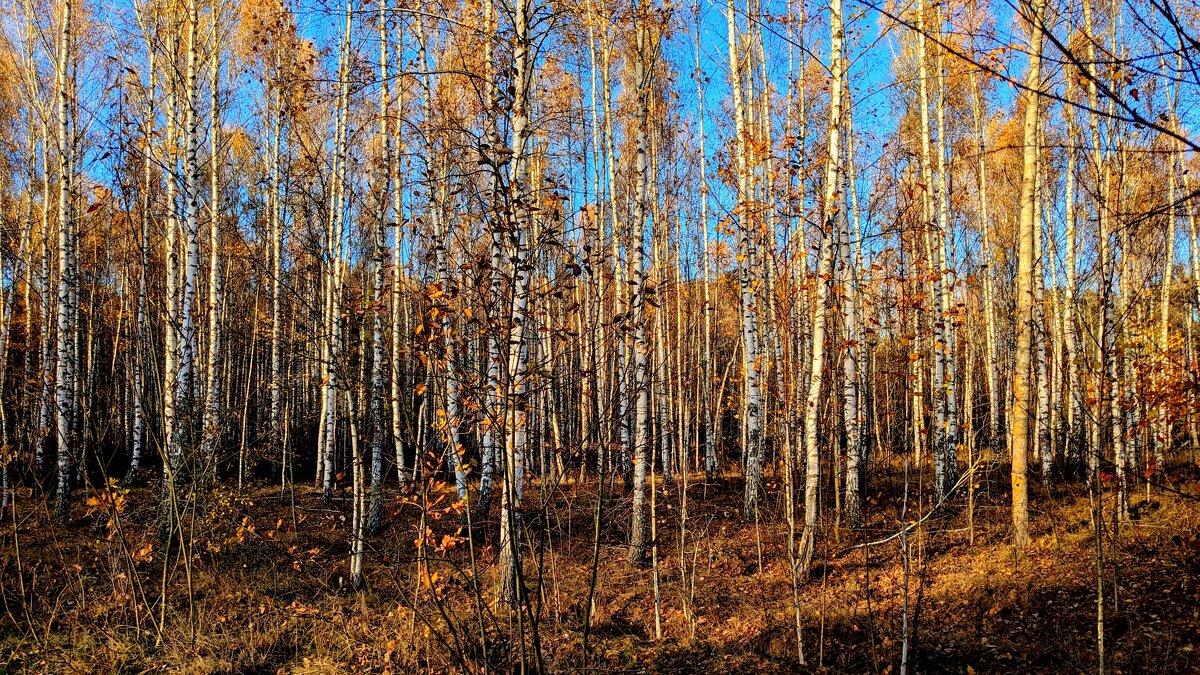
<box><xmin>1</xmin><ymin>0</ymin><xmax>1199</xmax><ymax>670</ymax></box>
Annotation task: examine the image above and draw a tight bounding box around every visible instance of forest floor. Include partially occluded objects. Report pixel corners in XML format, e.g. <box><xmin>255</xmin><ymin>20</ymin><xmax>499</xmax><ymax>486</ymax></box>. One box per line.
<box><xmin>2</xmin><ymin>461</ymin><xmax>1200</xmax><ymax>673</ymax></box>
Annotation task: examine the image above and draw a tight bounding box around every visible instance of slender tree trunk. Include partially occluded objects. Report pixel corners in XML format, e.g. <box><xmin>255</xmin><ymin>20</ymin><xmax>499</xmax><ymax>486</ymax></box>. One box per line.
<box><xmin>366</xmin><ymin>0</ymin><xmax>392</xmax><ymax>535</ymax></box>
<box><xmin>798</xmin><ymin>0</ymin><xmax>842</xmax><ymax>574</ymax></box>
<box><xmin>1063</xmin><ymin>107</ymin><xmax>1084</xmax><ymax>477</ymax></box>
<box><xmin>726</xmin><ymin>0</ymin><xmax>764</xmax><ymax>517</ymax></box>
<box><xmin>1154</xmin><ymin>61</ymin><xmax>1178</xmax><ymax>473</ymax></box>
<box><xmin>1083</xmin><ymin>0</ymin><xmax>1110</xmax><ymax>489</ymax></box>
<box><xmin>160</xmin><ymin>33</ymin><xmax>182</xmax><ymax>537</ymax></box>
<box><xmin>1034</xmin><ymin>161</ymin><xmax>1051</xmax><ymax>480</ymax></box>
<box><xmin>628</xmin><ymin>13</ymin><xmax>655</xmax><ymax>567</ymax></box>
<box><xmin>390</xmin><ymin>13</ymin><xmax>407</xmax><ymax>487</ymax></box>
<box><xmin>1011</xmin><ymin>0</ymin><xmax>1046</xmax><ymax>549</ymax></box>
<box><xmin>53</xmin><ymin>0</ymin><xmax>75</xmax><ymax>520</ymax></box>
<box><xmin>841</xmin><ymin>87</ymin><xmax>862</xmax><ymax>529</ymax></box>
<box><xmin>126</xmin><ymin>49</ymin><xmax>156</xmax><ymax>485</ymax></box>
<box><xmin>694</xmin><ymin>4</ymin><xmax>716</xmax><ymax>481</ymax></box>
<box><xmin>202</xmin><ymin>8</ymin><xmax>223</xmax><ymax>475</ymax></box>
<box><xmin>477</xmin><ymin>0</ymin><xmax>504</xmax><ymax>518</ymax></box>
<box><xmin>269</xmin><ymin>78</ymin><xmax>286</xmax><ymax>484</ymax></box>
<box><xmin>178</xmin><ymin>0</ymin><xmax>201</xmax><ymax>464</ymax></box>
<box><xmin>347</xmin><ymin>389</ymin><xmax>365</xmax><ymax>588</ymax></box>
<box><xmin>933</xmin><ymin>12</ymin><xmax>958</xmax><ymax>495</ymax></box>
<box><xmin>320</xmin><ymin>0</ymin><xmax>352</xmax><ymax>500</ymax></box>
<box><xmin>917</xmin><ymin>0</ymin><xmax>947</xmax><ymax>496</ymax></box>
<box><xmin>37</xmin><ymin>120</ymin><xmax>52</xmax><ymax>473</ymax></box>
<box><xmin>498</xmin><ymin>0</ymin><xmax>534</xmax><ymax>606</ymax></box>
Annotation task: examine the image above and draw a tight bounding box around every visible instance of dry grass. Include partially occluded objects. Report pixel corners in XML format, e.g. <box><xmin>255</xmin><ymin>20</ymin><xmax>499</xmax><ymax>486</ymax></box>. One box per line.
<box><xmin>2</xmin><ymin>464</ymin><xmax>1199</xmax><ymax>673</ymax></box>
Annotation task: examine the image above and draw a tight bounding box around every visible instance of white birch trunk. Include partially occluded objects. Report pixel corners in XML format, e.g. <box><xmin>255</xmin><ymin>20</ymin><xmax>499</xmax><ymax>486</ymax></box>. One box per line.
<box><xmin>798</xmin><ymin>0</ymin><xmax>843</xmax><ymax>573</ymax></box>
<box><xmin>52</xmin><ymin>0</ymin><xmax>74</xmax><ymax>520</ymax></box>
<box><xmin>178</xmin><ymin>0</ymin><xmax>202</xmax><ymax>458</ymax></box>
<box><xmin>366</xmin><ymin>0</ymin><xmax>392</xmax><ymax>534</ymax></box>
<box><xmin>841</xmin><ymin>89</ymin><xmax>862</xmax><ymax>528</ymax></box>
<box><xmin>628</xmin><ymin>17</ymin><xmax>654</xmax><ymax>566</ymax></box>
<box><xmin>498</xmin><ymin>0</ymin><xmax>534</xmax><ymax>605</ymax></box>
<box><xmin>268</xmin><ymin>73</ymin><xmax>285</xmax><ymax>482</ymax></box>
<box><xmin>1063</xmin><ymin>107</ymin><xmax>1084</xmax><ymax>476</ymax></box>
<box><xmin>477</xmin><ymin>0</ymin><xmax>504</xmax><ymax>516</ymax></box>
<box><xmin>320</xmin><ymin>0</ymin><xmax>353</xmax><ymax>499</ymax></box>
<box><xmin>725</xmin><ymin>0</ymin><xmax>764</xmax><ymax>517</ymax></box>
<box><xmin>202</xmin><ymin>9</ymin><xmax>223</xmax><ymax>474</ymax></box>
<box><xmin>933</xmin><ymin>16</ymin><xmax>958</xmax><ymax>495</ymax></box>
<box><xmin>917</xmin><ymin>0</ymin><xmax>947</xmax><ymax>496</ymax></box>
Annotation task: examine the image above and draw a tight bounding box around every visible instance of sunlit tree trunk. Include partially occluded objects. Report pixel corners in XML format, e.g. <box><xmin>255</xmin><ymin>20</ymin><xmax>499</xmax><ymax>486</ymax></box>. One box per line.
<box><xmin>1083</xmin><ymin>0</ymin><xmax>1110</xmax><ymax>489</ymax></box>
<box><xmin>694</xmin><ymin>4</ymin><xmax>716</xmax><ymax>480</ymax></box>
<box><xmin>601</xmin><ymin>36</ymin><xmax>631</xmax><ymax>487</ymax></box>
<box><xmin>498</xmin><ymin>0</ymin><xmax>534</xmax><ymax>606</ymax></box>
<box><xmin>798</xmin><ymin>0</ymin><xmax>842</xmax><ymax>574</ymax></box>
<box><xmin>1063</xmin><ymin>106</ymin><xmax>1084</xmax><ymax>477</ymax></box>
<box><xmin>36</xmin><ymin>120</ymin><xmax>53</xmax><ymax>474</ymax></box>
<box><xmin>320</xmin><ymin>0</ymin><xmax>353</xmax><ymax>500</ymax></box>
<box><xmin>178</xmin><ymin>0</ymin><xmax>202</xmax><ymax>463</ymax></box>
<box><xmin>1154</xmin><ymin>61</ymin><xmax>1178</xmax><ymax>474</ymax></box>
<box><xmin>1109</xmin><ymin>0</ymin><xmax>1131</xmax><ymax>521</ymax></box>
<box><xmin>160</xmin><ymin>31</ymin><xmax>182</xmax><ymax>535</ymax></box>
<box><xmin>1034</xmin><ymin>159</ymin><xmax>1051</xmax><ymax>479</ymax></box>
<box><xmin>841</xmin><ymin>82</ymin><xmax>862</xmax><ymax>529</ymax></box>
<box><xmin>753</xmin><ymin>9</ymin><xmax>784</xmax><ymax>484</ymax></box>
<box><xmin>347</xmin><ymin>390</ymin><xmax>365</xmax><ymax>588</ymax></box>
<box><xmin>628</xmin><ymin>12</ymin><xmax>654</xmax><ymax>567</ymax></box>
<box><xmin>268</xmin><ymin>72</ymin><xmax>286</xmax><ymax>485</ymax></box>
<box><xmin>726</xmin><ymin>0</ymin><xmax>764</xmax><ymax>517</ymax></box>
<box><xmin>366</xmin><ymin>0</ymin><xmax>392</xmax><ymax>535</ymax></box>
<box><xmin>477</xmin><ymin>0</ymin><xmax>503</xmax><ymax>517</ymax></box>
<box><xmin>202</xmin><ymin>6</ymin><xmax>224</xmax><ymax>475</ymax></box>
<box><xmin>917</xmin><ymin>0</ymin><xmax>948</xmax><ymax>496</ymax></box>
<box><xmin>933</xmin><ymin>11</ymin><xmax>958</xmax><ymax>495</ymax></box>
<box><xmin>126</xmin><ymin>46</ymin><xmax>156</xmax><ymax>485</ymax></box>
<box><xmin>1011</xmin><ymin>0</ymin><xmax>1046</xmax><ymax>549</ymax></box>
<box><xmin>52</xmin><ymin>0</ymin><xmax>75</xmax><ymax>520</ymax></box>
<box><xmin>1118</xmin><ymin>174</ymin><xmax>1137</xmax><ymax>509</ymax></box>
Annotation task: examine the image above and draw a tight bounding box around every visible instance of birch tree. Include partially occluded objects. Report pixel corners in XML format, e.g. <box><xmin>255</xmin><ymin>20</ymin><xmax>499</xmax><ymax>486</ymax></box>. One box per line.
<box><xmin>202</xmin><ymin>1</ymin><xmax>224</xmax><ymax>474</ymax></box>
<box><xmin>1011</xmin><ymin>0</ymin><xmax>1047</xmax><ymax>549</ymax></box>
<box><xmin>628</xmin><ymin>2</ymin><xmax>656</xmax><ymax>567</ymax></box>
<box><xmin>497</xmin><ymin>0</ymin><xmax>535</xmax><ymax>606</ymax></box>
<box><xmin>798</xmin><ymin>0</ymin><xmax>843</xmax><ymax>573</ymax></box>
<box><xmin>726</xmin><ymin>0</ymin><xmax>765</xmax><ymax>518</ymax></box>
<box><xmin>52</xmin><ymin>0</ymin><xmax>74</xmax><ymax>520</ymax></box>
